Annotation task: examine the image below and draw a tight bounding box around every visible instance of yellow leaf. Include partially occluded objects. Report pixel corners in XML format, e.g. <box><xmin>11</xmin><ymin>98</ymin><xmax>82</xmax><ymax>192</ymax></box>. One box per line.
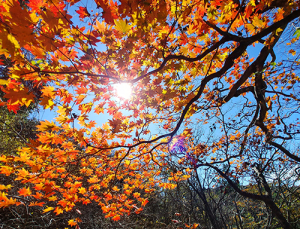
<box><xmin>7</xmin><ymin>34</ymin><xmax>20</xmax><ymax>49</ymax></box>
<box><xmin>289</xmin><ymin>49</ymin><xmax>296</xmax><ymax>56</ymax></box>
<box><xmin>78</xmin><ymin>187</ymin><xmax>86</xmax><ymax>194</ymax></box>
<box><xmin>68</xmin><ymin>219</ymin><xmax>77</xmax><ymax>226</ymax></box>
<box><xmin>94</xmin><ymin>20</ymin><xmax>106</xmax><ymax>32</ymax></box>
<box><xmin>103</xmin><ymin>122</ymin><xmax>110</xmax><ymax>130</ymax></box>
<box><xmin>252</xmin><ymin>16</ymin><xmax>263</xmax><ymax>28</ymax></box>
<box><xmin>48</xmin><ymin>196</ymin><xmax>57</xmax><ymax>201</ymax></box>
<box><xmin>11</xmin><ymin>74</ymin><xmax>20</xmax><ymax>79</ymax></box>
<box><xmin>43</xmin><ymin>207</ymin><xmax>54</xmax><ymax>213</ymax></box>
<box><xmin>40</xmin><ymin>96</ymin><xmax>55</xmax><ymax>109</ymax></box>
<box><xmin>29</xmin><ymin>12</ymin><xmax>39</xmax><ymax>23</ymax></box>
<box><xmin>114</xmin><ymin>19</ymin><xmax>132</xmax><ymax>33</ymax></box>
<box><xmin>0</xmin><ymin>184</ymin><xmax>12</xmax><ymax>190</ymax></box>
<box><xmin>0</xmin><ymin>79</ymin><xmax>8</xmax><ymax>85</ymax></box>
<box><xmin>180</xmin><ymin>46</ymin><xmax>189</xmax><ymax>55</ymax></box>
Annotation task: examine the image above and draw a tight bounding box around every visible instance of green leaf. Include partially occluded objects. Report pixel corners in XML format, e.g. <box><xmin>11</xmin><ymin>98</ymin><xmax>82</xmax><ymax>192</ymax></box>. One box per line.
<box><xmin>293</xmin><ymin>27</ymin><xmax>300</xmax><ymax>38</ymax></box>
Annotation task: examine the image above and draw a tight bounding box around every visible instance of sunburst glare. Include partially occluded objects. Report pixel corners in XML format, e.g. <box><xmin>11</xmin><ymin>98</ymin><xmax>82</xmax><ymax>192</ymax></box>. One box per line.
<box><xmin>114</xmin><ymin>83</ymin><xmax>132</xmax><ymax>100</ymax></box>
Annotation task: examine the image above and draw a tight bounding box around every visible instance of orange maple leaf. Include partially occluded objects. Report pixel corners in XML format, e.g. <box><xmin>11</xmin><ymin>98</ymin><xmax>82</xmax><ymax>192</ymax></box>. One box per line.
<box><xmin>78</xmin><ymin>187</ymin><xmax>86</xmax><ymax>194</ymax></box>
<box><xmin>18</xmin><ymin>187</ymin><xmax>31</xmax><ymax>197</ymax></box>
<box><xmin>36</xmin><ymin>120</ymin><xmax>60</xmax><ymax>132</ymax></box>
<box><xmin>112</xmin><ymin>215</ymin><xmax>120</xmax><ymax>221</ymax></box>
<box><xmin>0</xmin><ymin>166</ymin><xmax>13</xmax><ymax>176</ymax></box>
<box><xmin>16</xmin><ymin>168</ymin><xmax>29</xmax><ymax>179</ymax></box>
<box><xmin>29</xmin><ymin>201</ymin><xmax>45</xmax><ymax>207</ymax></box>
<box><xmin>141</xmin><ymin>198</ymin><xmax>149</xmax><ymax>206</ymax></box>
<box><xmin>34</xmin><ymin>183</ymin><xmax>44</xmax><ymax>191</ymax></box>
<box><xmin>68</xmin><ymin>219</ymin><xmax>77</xmax><ymax>226</ymax></box>
<box><xmin>54</xmin><ymin>207</ymin><xmax>64</xmax><ymax>215</ymax></box>
<box><xmin>4</xmin><ymin>88</ymin><xmax>35</xmax><ymax>107</ymax></box>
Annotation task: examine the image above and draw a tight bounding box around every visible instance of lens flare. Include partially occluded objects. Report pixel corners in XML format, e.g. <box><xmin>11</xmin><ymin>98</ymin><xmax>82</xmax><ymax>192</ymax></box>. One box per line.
<box><xmin>114</xmin><ymin>83</ymin><xmax>132</xmax><ymax>100</ymax></box>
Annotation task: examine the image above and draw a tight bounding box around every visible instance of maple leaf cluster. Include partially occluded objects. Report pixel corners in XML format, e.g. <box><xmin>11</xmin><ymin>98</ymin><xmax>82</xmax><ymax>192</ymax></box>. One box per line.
<box><xmin>0</xmin><ymin>0</ymin><xmax>300</xmax><ymax>227</ymax></box>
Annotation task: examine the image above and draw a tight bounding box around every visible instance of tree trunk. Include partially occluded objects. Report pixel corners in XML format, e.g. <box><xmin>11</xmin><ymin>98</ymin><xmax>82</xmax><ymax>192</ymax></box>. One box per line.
<box><xmin>188</xmin><ymin>179</ymin><xmax>223</xmax><ymax>229</ymax></box>
<box><xmin>265</xmin><ymin>198</ymin><xmax>291</xmax><ymax>229</ymax></box>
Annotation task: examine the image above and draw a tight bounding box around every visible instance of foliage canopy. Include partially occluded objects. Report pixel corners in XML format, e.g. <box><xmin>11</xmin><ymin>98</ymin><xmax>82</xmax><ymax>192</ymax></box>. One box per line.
<box><xmin>0</xmin><ymin>0</ymin><xmax>300</xmax><ymax>227</ymax></box>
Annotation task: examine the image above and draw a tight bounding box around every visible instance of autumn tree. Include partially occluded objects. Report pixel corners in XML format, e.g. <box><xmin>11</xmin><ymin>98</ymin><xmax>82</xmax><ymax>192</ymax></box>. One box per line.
<box><xmin>168</xmin><ymin>130</ymin><xmax>300</xmax><ymax>228</ymax></box>
<box><xmin>1</xmin><ymin>0</ymin><xmax>300</xmax><ymax>227</ymax></box>
<box><xmin>0</xmin><ymin>55</ymin><xmax>39</xmax><ymax>155</ymax></box>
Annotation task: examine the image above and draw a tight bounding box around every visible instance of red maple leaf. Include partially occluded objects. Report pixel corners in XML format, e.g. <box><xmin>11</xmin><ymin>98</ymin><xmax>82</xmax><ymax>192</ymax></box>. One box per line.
<box><xmin>6</xmin><ymin>103</ymin><xmax>20</xmax><ymax>114</ymax></box>
<box><xmin>76</xmin><ymin>6</ymin><xmax>90</xmax><ymax>19</ymax></box>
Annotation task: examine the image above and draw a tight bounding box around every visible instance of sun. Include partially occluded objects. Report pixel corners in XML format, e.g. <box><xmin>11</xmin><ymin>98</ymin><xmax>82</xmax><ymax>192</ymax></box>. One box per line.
<box><xmin>113</xmin><ymin>83</ymin><xmax>132</xmax><ymax>100</ymax></box>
